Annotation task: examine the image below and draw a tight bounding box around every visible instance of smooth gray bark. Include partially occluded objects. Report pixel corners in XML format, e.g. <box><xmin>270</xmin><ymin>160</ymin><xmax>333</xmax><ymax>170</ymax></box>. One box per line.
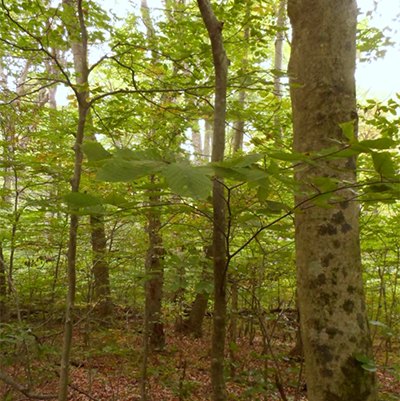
<box><xmin>288</xmin><ymin>0</ymin><xmax>378</xmax><ymax>399</ymax></box>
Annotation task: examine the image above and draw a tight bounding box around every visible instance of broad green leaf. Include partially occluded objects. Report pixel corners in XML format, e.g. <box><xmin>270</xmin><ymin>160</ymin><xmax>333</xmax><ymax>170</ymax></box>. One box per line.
<box><xmin>269</xmin><ymin>151</ymin><xmax>306</xmax><ymax>162</ymax></box>
<box><xmin>361</xmin><ymin>364</ymin><xmax>378</xmax><ymax>372</ymax></box>
<box><xmin>103</xmin><ymin>193</ymin><xmax>128</xmax><ymax>206</ymax></box>
<box><xmin>372</xmin><ymin>152</ymin><xmax>396</xmax><ymax>176</ymax></box>
<box><xmin>230</xmin><ymin>341</ymin><xmax>239</xmax><ymax>352</ymax></box>
<box><xmin>339</xmin><ymin>120</ymin><xmax>357</xmax><ymax>143</ymax></box>
<box><xmin>162</xmin><ymin>162</ymin><xmax>212</xmax><ymax>200</ymax></box>
<box><xmin>313</xmin><ymin>177</ymin><xmax>338</xmax><ymax>192</ymax></box>
<box><xmin>64</xmin><ymin>192</ymin><xmax>102</xmax><ymax>207</ymax></box>
<box><xmin>114</xmin><ymin>148</ymin><xmax>162</xmax><ymax>161</ymax></box>
<box><xmin>212</xmin><ymin>166</ymin><xmax>248</xmax><ymax>181</ymax></box>
<box><xmin>97</xmin><ymin>160</ymin><xmax>164</xmax><ymax>182</ymax></box>
<box><xmin>222</xmin><ymin>153</ymin><xmax>264</xmax><ymax>168</ymax></box>
<box><xmin>359</xmin><ymin>138</ymin><xmax>398</xmax><ymax>150</ymax></box>
<box><xmin>82</xmin><ymin>141</ymin><xmax>112</xmax><ymax>161</ymax></box>
<box><xmin>257</xmin><ymin>186</ymin><xmax>269</xmax><ymax>202</ymax></box>
<box><xmin>266</xmin><ymin>200</ymin><xmax>288</xmax><ymax>212</ymax></box>
<box><xmin>354</xmin><ymin>353</ymin><xmax>374</xmax><ymax>365</ymax></box>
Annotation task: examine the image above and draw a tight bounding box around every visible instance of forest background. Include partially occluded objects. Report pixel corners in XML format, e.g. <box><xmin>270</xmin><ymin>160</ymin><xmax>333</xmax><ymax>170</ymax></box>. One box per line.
<box><xmin>0</xmin><ymin>0</ymin><xmax>399</xmax><ymax>400</ymax></box>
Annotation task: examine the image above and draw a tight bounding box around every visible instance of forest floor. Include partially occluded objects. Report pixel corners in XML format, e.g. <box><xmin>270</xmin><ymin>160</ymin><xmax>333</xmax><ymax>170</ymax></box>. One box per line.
<box><xmin>1</xmin><ymin>314</ymin><xmax>399</xmax><ymax>400</ymax></box>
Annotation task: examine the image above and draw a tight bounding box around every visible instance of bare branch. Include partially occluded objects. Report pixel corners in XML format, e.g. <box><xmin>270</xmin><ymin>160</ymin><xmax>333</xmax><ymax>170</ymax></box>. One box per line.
<box><xmin>0</xmin><ymin>370</ymin><xmax>57</xmax><ymax>400</ymax></box>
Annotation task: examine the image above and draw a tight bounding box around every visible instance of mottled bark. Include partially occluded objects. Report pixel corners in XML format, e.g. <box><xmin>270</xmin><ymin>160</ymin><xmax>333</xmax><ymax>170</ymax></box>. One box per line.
<box><xmin>197</xmin><ymin>1</ymin><xmax>230</xmax><ymax>400</ymax></box>
<box><xmin>288</xmin><ymin>0</ymin><xmax>378</xmax><ymax>399</ymax></box>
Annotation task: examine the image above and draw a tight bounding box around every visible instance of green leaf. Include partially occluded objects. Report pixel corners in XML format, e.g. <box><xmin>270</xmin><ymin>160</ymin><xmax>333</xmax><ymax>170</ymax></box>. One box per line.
<box><xmin>359</xmin><ymin>138</ymin><xmax>398</xmax><ymax>150</ymax></box>
<box><xmin>114</xmin><ymin>148</ymin><xmax>162</xmax><ymax>161</ymax></box>
<box><xmin>162</xmin><ymin>162</ymin><xmax>212</xmax><ymax>200</ymax></box>
<box><xmin>339</xmin><ymin>120</ymin><xmax>357</xmax><ymax>143</ymax></box>
<box><xmin>222</xmin><ymin>153</ymin><xmax>264</xmax><ymax>168</ymax></box>
<box><xmin>257</xmin><ymin>186</ymin><xmax>269</xmax><ymax>202</ymax></box>
<box><xmin>97</xmin><ymin>160</ymin><xmax>164</xmax><ymax>182</ymax></box>
<box><xmin>361</xmin><ymin>364</ymin><xmax>378</xmax><ymax>372</ymax></box>
<box><xmin>265</xmin><ymin>200</ymin><xmax>288</xmax><ymax>213</ymax></box>
<box><xmin>82</xmin><ymin>141</ymin><xmax>112</xmax><ymax>161</ymax></box>
<box><xmin>64</xmin><ymin>192</ymin><xmax>103</xmax><ymax>207</ymax></box>
<box><xmin>372</xmin><ymin>152</ymin><xmax>396</xmax><ymax>176</ymax></box>
<box><xmin>269</xmin><ymin>151</ymin><xmax>306</xmax><ymax>162</ymax></box>
<box><xmin>313</xmin><ymin>177</ymin><xmax>338</xmax><ymax>192</ymax></box>
<box><xmin>103</xmin><ymin>192</ymin><xmax>128</xmax><ymax>206</ymax></box>
<box><xmin>230</xmin><ymin>341</ymin><xmax>239</xmax><ymax>352</ymax></box>
<box><xmin>369</xmin><ymin>320</ymin><xmax>387</xmax><ymax>327</ymax></box>
<box><xmin>211</xmin><ymin>166</ymin><xmax>248</xmax><ymax>181</ymax></box>
<box><xmin>354</xmin><ymin>353</ymin><xmax>374</xmax><ymax>365</ymax></box>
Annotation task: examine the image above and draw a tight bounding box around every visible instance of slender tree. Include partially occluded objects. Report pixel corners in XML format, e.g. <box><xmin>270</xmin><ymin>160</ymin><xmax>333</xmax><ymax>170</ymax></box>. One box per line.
<box><xmin>288</xmin><ymin>0</ymin><xmax>378</xmax><ymax>399</ymax></box>
<box><xmin>197</xmin><ymin>0</ymin><xmax>230</xmax><ymax>400</ymax></box>
<box><xmin>58</xmin><ymin>1</ymin><xmax>90</xmax><ymax>399</ymax></box>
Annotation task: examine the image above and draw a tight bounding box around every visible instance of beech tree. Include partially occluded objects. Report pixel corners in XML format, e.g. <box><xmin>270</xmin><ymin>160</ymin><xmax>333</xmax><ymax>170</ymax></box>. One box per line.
<box><xmin>288</xmin><ymin>0</ymin><xmax>379</xmax><ymax>399</ymax></box>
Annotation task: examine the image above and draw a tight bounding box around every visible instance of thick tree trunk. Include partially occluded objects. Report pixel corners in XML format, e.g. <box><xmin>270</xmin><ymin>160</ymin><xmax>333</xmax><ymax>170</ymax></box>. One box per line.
<box><xmin>197</xmin><ymin>1</ymin><xmax>229</xmax><ymax>400</ymax></box>
<box><xmin>288</xmin><ymin>0</ymin><xmax>378</xmax><ymax>400</ymax></box>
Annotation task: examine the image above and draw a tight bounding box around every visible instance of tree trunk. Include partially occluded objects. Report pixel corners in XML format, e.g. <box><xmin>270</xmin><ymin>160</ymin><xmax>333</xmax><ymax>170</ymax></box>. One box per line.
<box><xmin>229</xmin><ymin>282</ymin><xmax>238</xmax><ymax>377</ymax></box>
<box><xmin>204</xmin><ymin>119</ymin><xmax>213</xmax><ymax>162</ymax></box>
<box><xmin>273</xmin><ymin>0</ymin><xmax>286</xmax><ymax>134</ymax></box>
<box><xmin>191</xmin><ymin>120</ymin><xmax>203</xmax><ymax>163</ymax></box>
<box><xmin>186</xmin><ymin>245</ymin><xmax>212</xmax><ymax>337</ymax></box>
<box><xmin>232</xmin><ymin>16</ymin><xmax>249</xmax><ymax>154</ymax></box>
<box><xmin>0</xmin><ymin>244</ymin><xmax>8</xmax><ymax>321</ymax></box>
<box><xmin>90</xmin><ymin>215</ymin><xmax>112</xmax><ymax>317</ymax></box>
<box><xmin>197</xmin><ymin>1</ymin><xmax>230</xmax><ymax>400</ymax></box>
<box><xmin>58</xmin><ymin>1</ymin><xmax>90</xmax><ymax>400</ymax></box>
<box><xmin>288</xmin><ymin>0</ymin><xmax>378</xmax><ymax>399</ymax></box>
<box><xmin>145</xmin><ymin>195</ymin><xmax>165</xmax><ymax>351</ymax></box>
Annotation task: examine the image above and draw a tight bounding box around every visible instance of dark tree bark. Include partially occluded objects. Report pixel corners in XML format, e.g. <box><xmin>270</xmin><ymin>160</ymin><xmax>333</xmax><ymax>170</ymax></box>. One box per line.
<box><xmin>140</xmin><ymin>0</ymin><xmax>166</xmax><ymax>354</ymax></box>
<box><xmin>288</xmin><ymin>0</ymin><xmax>378</xmax><ymax>399</ymax></box>
<box><xmin>197</xmin><ymin>1</ymin><xmax>230</xmax><ymax>400</ymax></box>
<box><xmin>145</xmin><ymin>195</ymin><xmax>165</xmax><ymax>351</ymax></box>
